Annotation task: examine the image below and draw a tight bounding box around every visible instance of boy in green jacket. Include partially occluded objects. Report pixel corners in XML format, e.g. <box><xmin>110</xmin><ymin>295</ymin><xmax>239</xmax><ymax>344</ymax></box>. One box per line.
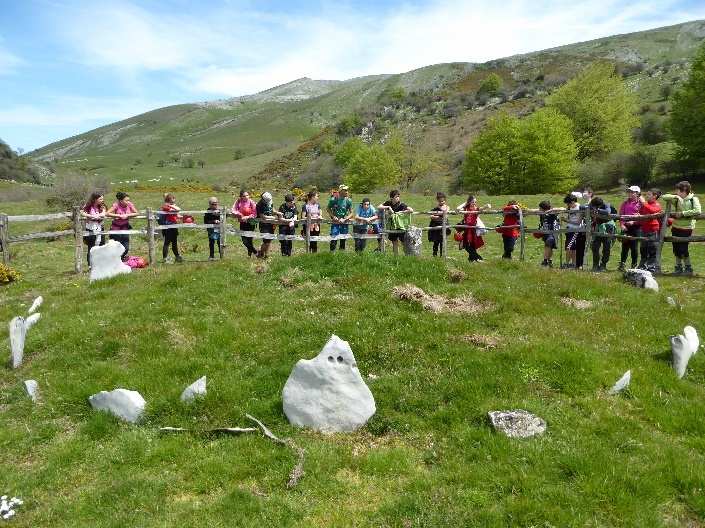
<box><xmin>662</xmin><ymin>181</ymin><xmax>701</xmax><ymax>276</ymax></box>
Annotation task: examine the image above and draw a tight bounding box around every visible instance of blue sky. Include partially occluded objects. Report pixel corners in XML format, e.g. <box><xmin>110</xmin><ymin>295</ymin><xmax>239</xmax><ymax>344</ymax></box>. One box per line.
<box><xmin>1</xmin><ymin>0</ymin><xmax>705</xmax><ymax>152</ymax></box>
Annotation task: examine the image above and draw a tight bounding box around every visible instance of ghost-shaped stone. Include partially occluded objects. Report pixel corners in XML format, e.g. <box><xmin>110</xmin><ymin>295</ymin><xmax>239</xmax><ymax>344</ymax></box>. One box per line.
<box><xmin>282</xmin><ymin>335</ymin><xmax>376</xmax><ymax>432</ymax></box>
<box><xmin>684</xmin><ymin>326</ymin><xmax>699</xmax><ymax>356</ymax></box>
<box><xmin>671</xmin><ymin>335</ymin><xmax>692</xmax><ymax>379</ymax></box>
<box><xmin>9</xmin><ymin>317</ymin><xmax>27</xmax><ymax>369</ymax></box>
<box><xmin>180</xmin><ymin>376</ymin><xmax>207</xmax><ymax>402</ymax></box>
<box><xmin>89</xmin><ymin>240</ymin><xmax>131</xmax><ymax>282</ymax></box>
<box><xmin>88</xmin><ymin>388</ymin><xmax>146</xmax><ymax>423</ymax></box>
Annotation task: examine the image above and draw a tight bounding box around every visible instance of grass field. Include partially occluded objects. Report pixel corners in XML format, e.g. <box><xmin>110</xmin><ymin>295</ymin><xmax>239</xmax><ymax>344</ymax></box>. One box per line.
<box><xmin>2</xmin><ymin>187</ymin><xmax>705</xmax><ymax>526</ymax></box>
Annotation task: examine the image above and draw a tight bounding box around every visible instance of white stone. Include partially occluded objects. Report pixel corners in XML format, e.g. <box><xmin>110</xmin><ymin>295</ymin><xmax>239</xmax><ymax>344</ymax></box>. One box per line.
<box><xmin>488</xmin><ymin>410</ymin><xmax>546</xmax><ymax>438</ymax></box>
<box><xmin>24</xmin><ymin>380</ymin><xmax>38</xmax><ymax>402</ymax></box>
<box><xmin>88</xmin><ymin>388</ymin><xmax>146</xmax><ymax>423</ymax></box>
<box><xmin>180</xmin><ymin>376</ymin><xmax>207</xmax><ymax>402</ymax></box>
<box><xmin>25</xmin><ymin>313</ymin><xmax>41</xmax><ymax>330</ymax></box>
<box><xmin>28</xmin><ymin>296</ymin><xmax>43</xmax><ymax>314</ymax></box>
<box><xmin>609</xmin><ymin>370</ymin><xmax>631</xmax><ymax>395</ymax></box>
<box><xmin>684</xmin><ymin>326</ymin><xmax>699</xmax><ymax>356</ymax></box>
<box><xmin>403</xmin><ymin>226</ymin><xmax>423</xmax><ymax>256</ymax></box>
<box><xmin>623</xmin><ymin>269</ymin><xmax>658</xmax><ymax>291</ymax></box>
<box><xmin>89</xmin><ymin>240</ymin><xmax>131</xmax><ymax>282</ymax></box>
<box><xmin>282</xmin><ymin>335</ymin><xmax>376</xmax><ymax>433</ymax></box>
<box><xmin>9</xmin><ymin>317</ymin><xmax>27</xmax><ymax>369</ymax></box>
<box><xmin>671</xmin><ymin>335</ymin><xmax>692</xmax><ymax>379</ymax></box>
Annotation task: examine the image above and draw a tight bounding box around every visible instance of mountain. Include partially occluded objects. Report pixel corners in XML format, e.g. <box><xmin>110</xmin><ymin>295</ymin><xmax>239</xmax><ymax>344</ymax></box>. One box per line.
<box><xmin>27</xmin><ymin>20</ymin><xmax>705</xmax><ymax>190</ymax></box>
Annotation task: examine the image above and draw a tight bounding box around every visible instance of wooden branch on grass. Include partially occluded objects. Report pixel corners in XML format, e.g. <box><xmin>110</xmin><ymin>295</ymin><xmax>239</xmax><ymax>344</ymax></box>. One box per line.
<box><xmin>246</xmin><ymin>413</ymin><xmax>305</xmax><ymax>489</ymax></box>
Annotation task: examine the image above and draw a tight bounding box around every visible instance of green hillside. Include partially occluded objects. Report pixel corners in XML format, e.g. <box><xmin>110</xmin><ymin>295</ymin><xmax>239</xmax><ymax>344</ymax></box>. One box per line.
<box><xmin>26</xmin><ymin>20</ymin><xmax>705</xmax><ymax>191</ymax></box>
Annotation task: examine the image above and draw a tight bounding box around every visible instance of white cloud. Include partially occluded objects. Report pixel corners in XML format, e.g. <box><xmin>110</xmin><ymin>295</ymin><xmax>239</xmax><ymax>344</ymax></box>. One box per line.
<box><xmin>0</xmin><ymin>46</ymin><xmax>23</xmax><ymax>75</ymax></box>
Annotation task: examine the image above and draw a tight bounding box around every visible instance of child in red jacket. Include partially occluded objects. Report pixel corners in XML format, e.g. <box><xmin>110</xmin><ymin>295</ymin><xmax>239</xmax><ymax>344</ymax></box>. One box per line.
<box><xmin>497</xmin><ymin>200</ymin><xmax>520</xmax><ymax>259</ymax></box>
<box><xmin>638</xmin><ymin>189</ymin><xmax>662</xmax><ymax>273</ymax></box>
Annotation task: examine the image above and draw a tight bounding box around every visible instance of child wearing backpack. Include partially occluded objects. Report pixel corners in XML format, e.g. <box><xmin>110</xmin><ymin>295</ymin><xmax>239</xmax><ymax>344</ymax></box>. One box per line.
<box><xmin>537</xmin><ymin>200</ymin><xmax>560</xmax><ymax>267</ymax></box>
<box><xmin>160</xmin><ymin>193</ymin><xmax>182</xmax><ymax>263</ymax></box>
<box><xmin>588</xmin><ymin>196</ymin><xmax>616</xmax><ymax>272</ymax></box>
<box><xmin>617</xmin><ymin>185</ymin><xmax>642</xmax><ymax>271</ymax></box>
<box><xmin>496</xmin><ymin>200</ymin><xmax>520</xmax><ymax>259</ymax></box>
<box><xmin>203</xmin><ymin>197</ymin><xmax>222</xmax><ymax>261</ymax></box>
<box><xmin>663</xmin><ymin>181</ymin><xmax>701</xmax><ymax>276</ymax></box>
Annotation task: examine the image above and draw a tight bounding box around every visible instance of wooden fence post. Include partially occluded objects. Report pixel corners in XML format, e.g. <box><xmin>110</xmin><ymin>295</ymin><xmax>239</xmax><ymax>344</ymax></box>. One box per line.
<box><xmin>441</xmin><ymin>211</ymin><xmax>448</xmax><ymax>259</ymax></box>
<box><xmin>656</xmin><ymin>203</ymin><xmax>671</xmax><ymax>272</ymax></box>
<box><xmin>305</xmin><ymin>216</ymin><xmax>311</xmax><ymax>253</ymax></box>
<box><xmin>219</xmin><ymin>209</ymin><xmax>227</xmax><ymax>259</ymax></box>
<box><xmin>518</xmin><ymin>208</ymin><xmax>526</xmax><ymax>261</ymax></box>
<box><xmin>0</xmin><ymin>214</ymin><xmax>9</xmax><ymax>265</ymax></box>
<box><xmin>379</xmin><ymin>209</ymin><xmax>386</xmax><ymax>254</ymax></box>
<box><xmin>73</xmin><ymin>206</ymin><xmax>83</xmax><ymax>274</ymax></box>
<box><xmin>583</xmin><ymin>209</ymin><xmax>592</xmax><ymax>271</ymax></box>
<box><xmin>146</xmin><ymin>208</ymin><xmax>156</xmax><ymax>265</ymax></box>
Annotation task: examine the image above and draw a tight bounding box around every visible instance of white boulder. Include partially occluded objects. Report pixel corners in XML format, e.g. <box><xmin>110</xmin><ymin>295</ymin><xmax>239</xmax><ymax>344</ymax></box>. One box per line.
<box><xmin>684</xmin><ymin>326</ymin><xmax>699</xmax><ymax>355</ymax></box>
<box><xmin>23</xmin><ymin>380</ymin><xmax>39</xmax><ymax>402</ymax></box>
<box><xmin>88</xmin><ymin>388</ymin><xmax>146</xmax><ymax>423</ymax></box>
<box><xmin>180</xmin><ymin>376</ymin><xmax>207</xmax><ymax>402</ymax></box>
<box><xmin>623</xmin><ymin>269</ymin><xmax>658</xmax><ymax>291</ymax></box>
<box><xmin>89</xmin><ymin>240</ymin><xmax>131</xmax><ymax>282</ymax></box>
<box><xmin>671</xmin><ymin>335</ymin><xmax>692</xmax><ymax>379</ymax></box>
<box><xmin>608</xmin><ymin>370</ymin><xmax>631</xmax><ymax>395</ymax></box>
<box><xmin>282</xmin><ymin>335</ymin><xmax>376</xmax><ymax>432</ymax></box>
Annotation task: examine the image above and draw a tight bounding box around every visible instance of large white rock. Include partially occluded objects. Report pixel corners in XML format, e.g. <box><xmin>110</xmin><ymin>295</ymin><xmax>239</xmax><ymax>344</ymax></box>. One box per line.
<box><xmin>89</xmin><ymin>240</ymin><xmax>131</xmax><ymax>282</ymax></box>
<box><xmin>623</xmin><ymin>269</ymin><xmax>658</xmax><ymax>291</ymax></box>
<box><xmin>684</xmin><ymin>326</ymin><xmax>699</xmax><ymax>356</ymax></box>
<box><xmin>282</xmin><ymin>335</ymin><xmax>376</xmax><ymax>432</ymax></box>
<box><xmin>88</xmin><ymin>388</ymin><xmax>146</xmax><ymax>423</ymax></box>
<box><xmin>671</xmin><ymin>335</ymin><xmax>692</xmax><ymax>379</ymax></box>
<box><xmin>180</xmin><ymin>376</ymin><xmax>207</xmax><ymax>402</ymax></box>
<box><xmin>28</xmin><ymin>296</ymin><xmax>43</xmax><ymax>315</ymax></box>
<box><xmin>24</xmin><ymin>380</ymin><xmax>39</xmax><ymax>402</ymax></box>
<box><xmin>9</xmin><ymin>317</ymin><xmax>27</xmax><ymax>369</ymax></box>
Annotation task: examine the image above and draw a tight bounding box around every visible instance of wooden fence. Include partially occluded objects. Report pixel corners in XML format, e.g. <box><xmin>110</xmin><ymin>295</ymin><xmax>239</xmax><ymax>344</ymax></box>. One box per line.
<box><xmin>1</xmin><ymin>205</ymin><xmax>704</xmax><ymax>274</ymax></box>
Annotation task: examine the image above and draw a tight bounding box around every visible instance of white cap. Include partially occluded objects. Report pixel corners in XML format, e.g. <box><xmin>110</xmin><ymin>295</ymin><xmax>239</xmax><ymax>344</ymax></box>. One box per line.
<box><xmin>571</xmin><ymin>191</ymin><xmax>583</xmax><ymax>199</ymax></box>
<box><xmin>262</xmin><ymin>192</ymin><xmax>272</xmax><ymax>202</ymax></box>
<box><xmin>627</xmin><ymin>185</ymin><xmax>641</xmax><ymax>193</ymax></box>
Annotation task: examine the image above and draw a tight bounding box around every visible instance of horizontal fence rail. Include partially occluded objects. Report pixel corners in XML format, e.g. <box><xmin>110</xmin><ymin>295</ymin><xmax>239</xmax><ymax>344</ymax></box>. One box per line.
<box><xmin>0</xmin><ymin>203</ymin><xmax>702</xmax><ymax>273</ymax></box>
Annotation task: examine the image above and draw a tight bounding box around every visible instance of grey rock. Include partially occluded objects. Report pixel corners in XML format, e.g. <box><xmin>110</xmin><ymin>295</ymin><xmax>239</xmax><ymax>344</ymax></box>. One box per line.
<box><xmin>609</xmin><ymin>370</ymin><xmax>631</xmax><ymax>395</ymax></box>
<box><xmin>488</xmin><ymin>410</ymin><xmax>546</xmax><ymax>438</ymax></box>
<box><xmin>180</xmin><ymin>376</ymin><xmax>207</xmax><ymax>402</ymax></box>
<box><xmin>89</xmin><ymin>240</ymin><xmax>131</xmax><ymax>282</ymax></box>
<box><xmin>88</xmin><ymin>388</ymin><xmax>146</xmax><ymax>423</ymax></box>
<box><xmin>623</xmin><ymin>269</ymin><xmax>658</xmax><ymax>291</ymax></box>
<box><xmin>671</xmin><ymin>335</ymin><xmax>692</xmax><ymax>379</ymax></box>
<box><xmin>23</xmin><ymin>380</ymin><xmax>39</xmax><ymax>402</ymax></box>
<box><xmin>282</xmin><ymin>335</ymin><xmax>376</xmax><ymax>432</ymax></box>
<box><xmin>403</xmin><ymin>226</ymin><xmax>423</xmax><ymax>256</ymax></box>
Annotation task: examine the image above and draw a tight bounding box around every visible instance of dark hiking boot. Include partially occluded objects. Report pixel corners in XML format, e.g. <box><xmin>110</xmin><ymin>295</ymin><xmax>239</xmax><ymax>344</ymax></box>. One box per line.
<box><xmin>673</xmin><ymin>265</ymin><xmax>683</xmax><ymax>276</ymax></box>
<box><xmin>684</xmin><ymin>266</ymin><xmax>694</xmax><ymax>276</ymax></box>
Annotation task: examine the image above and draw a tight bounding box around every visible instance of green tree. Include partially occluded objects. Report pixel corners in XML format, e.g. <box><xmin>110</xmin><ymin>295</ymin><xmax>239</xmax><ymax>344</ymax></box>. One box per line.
<box><xmin>670</xmin><ymin>43</ymin><xmax>705</xmax><ymax>161</ymax></box>
<box><xmin>547</xmin><ymin>62</ymin><xmax>637</xmax><ymax>160</ymax></box>
<box><xmin>334</xmin><ymin>137</ymin><xmax>365</xmax><ymax>166</ymax></box>
<box><xmin>462</xmin><ymin>110</ymin><xmax>577</xmax><ymax>194</ymax></box>
<box><xmin>345</xmin><ymin>144</ymin><xmax>401</xmax><ymax>192</ymax></box>
<box><xmin>478</xmin><ymin>73</ymin><xmax>503</xmax><ymax>96</ymax></box>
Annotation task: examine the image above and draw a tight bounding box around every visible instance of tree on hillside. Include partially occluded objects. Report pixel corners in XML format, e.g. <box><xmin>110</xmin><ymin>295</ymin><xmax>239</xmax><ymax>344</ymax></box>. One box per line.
<box><xmin>0</xmin><ymin>138</ymin><xmax>40</xmax><ymax>184</ymax></box>
<box><xmin>547</xmin><ymin>62</ymin><xmax>637</xmax><ymax>160</ymax></box>
<box><xmin>670</xmin><ymin>42</ymin><xmax>705</xmax><ymax>161</ymax></box>
<box><xmin>478</xmin><ymin>73</ymin><xmax>503</xmax><ymax>97</ymax></box>
<box><xmin>334</xmin><ymin>137</ymin><xmax>365</xmax><ymax>166</ymax></box>
<box><xmin>345</xmin><ymin>144</ymin><xmax>400</xmax><ymax>193</ymax></box>
<box><xmin>462</xmin><ymin>110</ymin><xmax>577</xmax><ymax>194</ymax></box>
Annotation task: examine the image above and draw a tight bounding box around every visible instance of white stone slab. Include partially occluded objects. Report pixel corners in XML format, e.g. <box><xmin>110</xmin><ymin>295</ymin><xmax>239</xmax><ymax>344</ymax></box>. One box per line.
<box><xmin>671</xmin><ymin>335</ymin><xmax>692</xmax><ymax>379</ymax></box>
<box><xmin>28</xmin><ymin>296</ymin><xmax>43</xmax><ymax>315</ymax></box>
<box><xmin>609</xmin><ymin>370</ymin><xmax>631</xmax><ymax>395</ymax></box>
<box><xmin>88</xmin><ymin>388</ymin><xmax>146</xmax><ymax>423</ymax></box>
<box><xmin>9</xmin><ymin>317</ymin><xmax>27</xmax><ymax>369</ymax></box>
<box><xmin>180</xmin><ymin>376</ymin><xmax>207</xmax><ymax>402</ymax></box>
<box><xmin>684</xmin><ymin>326</ymin><xmax>699</xmax><ymax>356</ymax></box>
<box><xmin>23</xmin><ymin>380</ymin><xmax>38</xmax><ymax>402</ymax></box>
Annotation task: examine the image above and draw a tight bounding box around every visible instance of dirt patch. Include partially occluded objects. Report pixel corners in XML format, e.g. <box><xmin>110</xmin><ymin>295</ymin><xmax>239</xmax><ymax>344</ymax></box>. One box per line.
<box><xmin>392</xmin><ymin>284</ymin><xmax>491</xmax><ymax>314</ymax></box>
<box><xmin>279</xmin><ymin>267</ymin><xmax>303</xmax><ymax>287</ymax></box>
<box><xmin>560</xmin><ymin>297</ymin><xmax>593</xmax><ymax>309</ymax></box>
<box><xmin>447</xmin><ymin>268</ymin><xmax>466</xmax><ymax>283</ymax></box>
<box><xmin>252</xmin><ymin>261</ymin><xmax>269</xmax><ymax>274</ymax></box>
<box><xmin>462</xmin><ymin>334</ymin><xmax>501</xmax><ymax>349</ymax></box>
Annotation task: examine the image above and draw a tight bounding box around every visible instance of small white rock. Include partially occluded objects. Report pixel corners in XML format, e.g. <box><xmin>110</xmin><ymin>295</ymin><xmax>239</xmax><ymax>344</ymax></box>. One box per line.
<box><xmin>609</xmin><ymin>370</ymin><xmax>631</xmax><ymax>395</ymax></box>
<box><xmin>23</xmin><ymin>380</ymin><xmax>38</xmax><ymax>402</ymax></box>
<box><xmin>180</xmin><ymin>376</ymin><xmax>207</xmax><ymax>402</ymax></box>
<box><xmin>89</xmin><ymin>388</ymin><xmax>146</xmax><ymax>423</ymax></box>
<box><xmin>671</xmin><ymin>335</ymin><xmax>692</xmax><ymax>379</ymax></box>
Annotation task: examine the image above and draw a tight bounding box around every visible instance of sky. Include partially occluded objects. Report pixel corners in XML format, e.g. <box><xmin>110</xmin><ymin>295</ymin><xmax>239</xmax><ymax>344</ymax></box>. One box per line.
<box><xmin>1</xmin><ymin>0</ymin><xmax>705</xmax><ymax>152</ymax></box>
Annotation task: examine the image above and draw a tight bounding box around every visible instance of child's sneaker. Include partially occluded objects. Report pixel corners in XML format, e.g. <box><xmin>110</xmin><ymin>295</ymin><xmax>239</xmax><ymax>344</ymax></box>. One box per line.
<box><xmin>541</xmin><ymin>259</ymin><xmax>549</xmax><ymax>267</ymax></box>
<box><xmin>162</xmin><ymin>257</ymin><xmax>173</xmax><ymax>264</ymax></box>
<box><xmin>684</xmin><ymin>265</ymin><xmax>694</xmax><ymax>276</ymax></box>
<box><xmin>673</xmin><ymin>265</ymin><xmax>684</xmax><ymax>276</ymax></box>
<box><xmin>175</xmin><ymin>256</ymin><xmax>184</xmax><ymax>263</ymax></box>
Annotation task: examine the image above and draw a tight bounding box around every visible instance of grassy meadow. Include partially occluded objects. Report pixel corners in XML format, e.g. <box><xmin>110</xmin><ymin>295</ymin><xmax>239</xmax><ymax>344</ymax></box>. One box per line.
<box><xmin>2</xmin><ymin>186</ymin><xmax>705</xmax><ymax>526</ymax></box>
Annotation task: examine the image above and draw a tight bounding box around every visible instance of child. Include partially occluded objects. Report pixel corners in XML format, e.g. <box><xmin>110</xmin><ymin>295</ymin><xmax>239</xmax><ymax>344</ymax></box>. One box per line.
<box><xmin>537</xmin><ymin>200</ymin><xmax>559</xmax><ymax>267</ymax></box>
<box><xmin>562</xmin><ymin>194</ymin><xmax>586</xmax><ymax>269</ymax></box>
<box><xmin>588</xmin><ymin>196</ymin><xmax>616</xmax><ymax>272</ymax></box>
<box><xmin>638</xmin><ymin>189</ymin><xmax>662</xmax><ymax>273</ymax></box>
<box><xmin>428</xmin><ymin>192</ymin><xmax>449</xmax><ymax>257</ymax></box>
<box><xmin>618</xmin><ymin>185</ymin><xmax>642</xmax><ymax>271</ymax></box>
<box><xmin>327</xmin><ymin>184</ymin><xmax>353</xmax><ymax>252</ymax></box>
<box><xmin>106</xmin><ymin>191</ymin><xmax>138</xmax><ymax>261</ymax></box>
<box><xmin>496</xmin><ymin>200</ymin><xmax>520</xmax><ymax>259</ymax></box>
<box><xmin>301</xmin><ymin>191</ymin><xmax>321</xmax><ymax>253</ymax></box>
<box><xmin>256</xmin><ymin>192</ymin><xmax>280</xmax><ymax>259</ymax></box>
<box><xmin>204</xmin><ymin>197</ymin><xmax>222</xmax><ymax>261</ymax></box>
<box><xmin>353</xmin><ymin>198</ymin><xmax>379</xmax><ymax>253</ymax></box>
<box><xmin>663</xmin><ymin>181</ymin><xmax>701</xmax><ymax>276</ymax></box>
<box><xmin>278</xmin><ymin>194</ymin><xmax>298</xmax><ymax>257</ymax></box>
<box><xmin>231</xmin><ymin>190</ymin><xmax>258</xmax><ymax>257</ymax></box>
<box><xmin>457</xmin><ymin>195</ymin><xmax>487</xmax><ymax>262</ymax></box>
<box><xmin>160</xmin><ymin>193</ymin><xmax>182</xmax><ymax>263</ymax></box>
<box><xmin>81</xmin><ymin>192</ymin><xmax>106</xmax><ymax>268</ymax></box>
<box><xmin>378</xmin><ymin>190</ymin><xmax>414</xmax><ymax>256</ymax></box>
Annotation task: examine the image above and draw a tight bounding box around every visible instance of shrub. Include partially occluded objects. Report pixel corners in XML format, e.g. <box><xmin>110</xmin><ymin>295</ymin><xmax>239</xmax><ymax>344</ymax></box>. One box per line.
<box><xmin>0</xmin><ymin>263</ymin><xmax>21</xmax><ymax>284</ymax></box>
<box><xmin>233</xmin><ymin>149</ymin><xmax>245</xmax><ymax>160</ymax></box>
<box><xmin>477</xmin><ymin>73</ymin><xmax>503</xmax><ymax>97</ymax></box>
<box><xmin>47</xmin><ymin>172</ymin><xmax>110</xmax><ymax>210</ymax></box>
